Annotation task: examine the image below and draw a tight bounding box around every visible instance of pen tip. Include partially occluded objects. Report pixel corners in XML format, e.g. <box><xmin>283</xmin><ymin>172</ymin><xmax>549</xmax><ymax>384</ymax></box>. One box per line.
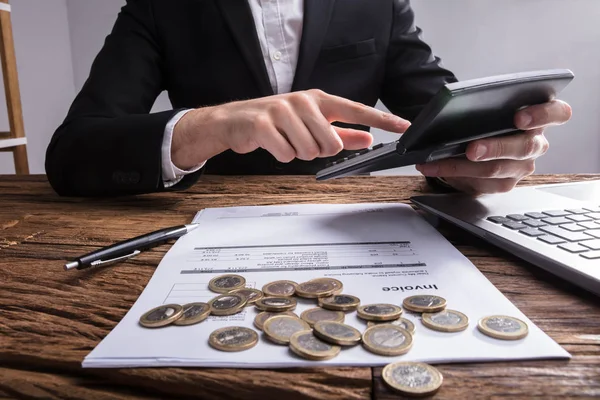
<box><xmin>64</xmin><ymin>261</ymin><xmax>79</xmax><ymax>271</ymax></box>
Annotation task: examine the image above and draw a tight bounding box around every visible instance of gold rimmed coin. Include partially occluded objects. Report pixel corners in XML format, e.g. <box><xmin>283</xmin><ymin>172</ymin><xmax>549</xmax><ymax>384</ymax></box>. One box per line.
<box><xmin>289</xmin><ymin>330</ymin><xmax>341</xmax><ymax>361</ymax></box>
<box><xmin>208</xmin><ymin>274</ymin><xmax>246</xmax><ymax>294</ymax></box>
<box><xmin>478</xmin><ymin>315</ymin><xmax>529</xmax><ymax>340</ymax></box>
<box><xmin>318</xmin><ymin>294</ymin><xmax>361</xmax><ymax>311</ymax></box>
<box><xmin>402</xmin><ymin>295</ymin><xmax>447</xmax><ymax>313</ymax></box>
<box><xmin>295</xmin><ymin>280</ymin><xmax>336</xmax><ymax>299</ymax></box>
<box><xmin>300</xmin><ymin>307</ymin><xmax>345</xmax><ymax>327</ymax></box>
<box><xmin>262</xmin><ymin>280</ymin><xmax>298</xmax><ymax>297</ymax></box>
<box><xmin>422</xmin><ymin>309</ymin><xmax>469</xmax><ymax>333</ymax></box>
<box><xmin>357</xmin><ymin>304</ymin><xmax>403</xmax><ymax>321</ymax></box>
<box><xmin>253</xmin><ymin>311</ymin><xmax>299</xmax><ymax>331</ymax></box>
<box><xmin>230</xmin><ymin>288</ymin><xmax>263</xmax><ymax>305</ymax></box>
<box><xmin>309</xmin><ymin>278</ymin><xmax>343</xmax><ymax>295</ymax></box>
<box><xmin>208</xmin><ymin>326</ymin><xmax>259</xmax><ymax>352</ymax></box>
<box><xmin>209</xmin><ymin>293</ymin><xmax>247</xmax><ymax>316</ymax></box>
<box><xmin>382</xmin><ymin>361</ymin><xmax>443</xmax><ymax>397</ymax></box>
<box><xmin>254</xmin><ymin>296</ymin><xmax>297</xmax><ymax>312</ymax></box>
<box><xmin>362</xmin><ymin>325</ymin><xmax>413</xmax><ymax>356</ymax></box>
<box><xmin>313</xmin><ymin>321</ymin><xmax>362</xmax><ymax>346</ymax></box>
<box><xmin>173</xmin><ymin>302</ymin><xmax>211</xmax><ymax>326</ymax></box>
<box><xmin>139</xmin><ymin>304</ymin><xmax>183</xmax><ymax>328</ymax></box>
<box><xmin>263</xmin><ymin>315</ymin><xmax>310</xmax><ymax>345</ymax></box>
<box><xmin>367</xmin><ymin>318</ymin><xmax>416</xmax><ymax>334</ymax></box>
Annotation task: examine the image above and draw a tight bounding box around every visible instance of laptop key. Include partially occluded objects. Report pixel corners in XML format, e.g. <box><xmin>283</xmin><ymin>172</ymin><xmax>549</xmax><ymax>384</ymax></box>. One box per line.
<box><xmin>542</xmin><ymin>210</ymin><xmax>571</xmax><ymax>217</ymax></box>
<box><xmin>585</xmin><ymin>230</ymin><xmax>600</xmax><ymax>239</ymax></box>
<box><xmin>538</xmin><ymin>235</ymin><xmax>566</xmax><ymax>245</ymax></box>
<box><xmin>558</xmin><ymin>242</ymin><xmax>590</xmax><ymax>253</ymax></box>
<box><xmin>519</xmin><ymin>228</ymin><xmax>545</xmax><ymax>237</ymax></box>
<box><xmin>580</xmin><ymin>239</ymin><xmax>600</xmax><ymax>250</ymax></box>
<box><xmin>584</xmin><ymin>207</ymin><xmax>600</xmax><ymax>213</ymax></box>
<box><xmin>541</xmin><ymin>217</ymin><xmax>572</xmax><ymax>225</ymax></box>
<box><xmin>524</xmin><ymin>212</ymin><xmax>546</xmax><ymax>219</ymax></box>
<box><xmin>561</xmin><ymin>223</ymin><xmax>587</xmax><ymax>232</ymax></box>
<box><xmin>566</xmin><ymin>208</ymin><xmax>589</xmax><ymax>215</ymax></box>
<box><xmin>503</xmin><ymin>222</ymin><xmax>527</xmax><ymax>230</ymax></box>
<box><xmin>523</xmin><ymin>219</ymin><xmax>547</xmax><ymax>228</ymax></box>
<box><xmin>566</xmin><ymin>214</ymin><xmax>592</xmax><ymax>222</ymax></box>
<box><xmin>539</xmin><ymin>226</ymin><xmax>593</xmax><ymax>242</ymax></box>
<box><xmin>487</xmin><ymin>216</ymin><xmax>511</xmax><ymax>224</ymax></box>
<box><xmin>506</xmin><ymin>214</ymin><xmax>529</xmax><ymax>221</ymax></box>
<box><xmin>578</xmin><ymin>221</ymin><xmax>600</xmax><ymax>230</ymax></box>
<box><xmin>581</xmin><ymin>251</ymin><xmax>600</xmax><ymax>259</ymax></box>
<box><xmin>585</xmin><ymin>213</ymin><xmax>600</xmax><ymax>220</ymax></box>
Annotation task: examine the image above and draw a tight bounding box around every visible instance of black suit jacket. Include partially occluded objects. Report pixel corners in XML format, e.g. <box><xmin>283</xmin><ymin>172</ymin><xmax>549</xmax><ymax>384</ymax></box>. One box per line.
<box><xmin>45</xmin><ymin>0</ymin><xmax>456</xmax><ymax>196</ymax></box>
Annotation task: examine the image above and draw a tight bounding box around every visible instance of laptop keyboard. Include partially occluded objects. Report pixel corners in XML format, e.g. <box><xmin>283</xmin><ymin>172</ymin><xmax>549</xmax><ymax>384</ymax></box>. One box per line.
<box><xmin>487</xmin><ymin>207</ymin><xmax>600</xmax><ymax>260</ymax></box>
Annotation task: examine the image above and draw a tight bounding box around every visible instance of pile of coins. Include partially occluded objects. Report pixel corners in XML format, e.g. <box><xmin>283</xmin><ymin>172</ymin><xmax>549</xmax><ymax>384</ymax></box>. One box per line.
<box><xmin>139</xmin><ymin>274</ymin><xmax>530</xmax><ymax>397</ymax></box>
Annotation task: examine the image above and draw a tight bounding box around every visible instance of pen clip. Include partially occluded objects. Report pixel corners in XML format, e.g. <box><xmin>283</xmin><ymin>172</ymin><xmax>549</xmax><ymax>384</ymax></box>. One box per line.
<box><xmin>90</xmin><ymin>250</ymin><xmax>141</xmax><ymax>267</ymax></box>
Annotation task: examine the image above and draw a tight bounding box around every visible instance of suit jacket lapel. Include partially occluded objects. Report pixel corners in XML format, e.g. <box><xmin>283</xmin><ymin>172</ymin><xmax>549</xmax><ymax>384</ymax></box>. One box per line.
<box><xmin>216</xmin><ymin>0</ymin><xmax>273</xmax><ymax>97</ymax></box>
<box><xmin>292</xmin><ymin>0</ymin><xmax>336</xmax><ymax>91</ymax></box>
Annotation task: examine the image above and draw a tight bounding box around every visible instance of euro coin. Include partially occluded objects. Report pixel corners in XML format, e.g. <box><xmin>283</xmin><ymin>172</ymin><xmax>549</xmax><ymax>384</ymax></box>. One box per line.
<box><xmin>208</xmin><ymin>274</ymin><xmax>246</xmax><ymax>294</ymax></box>
<box><xmin>255</xmin><ymin>296</ymin><xmax>297</xmax><ymax>312</ymax></box>
<box><xmin>208</xmin><ymin>326</ymin><xmax>259</xmax><ymax>352</ymax></box>
<box><xmin>313</xmin><ymin>321</ymin><xmax>362</xmax><ymax>346</ymax></box>
<box><xmin>422</xmin><ymin>309</ymin><xmax>469</xmax><ymax>333</ymax></box>
<box><xmin>478</xmin><ymin>315</ymin><xmax>529</xmax><ymax>340</ymax></box>
<box><xmin>209</xmin><ymin>293</ymin><xmax>247</xmax><ymax>315</ymax></box>
<box><xmin>402</xmin><ymin>295</ymin><xmax>446</xmax><ymax>313</ymax></box>
<box><xmin>172</xmin><ymin>302</ymin><xmax>211</xmax><ymax>326</ymax></box>
<box><xmin>382</xmin><ymin>361</ymin><xmax>443</xmax><ymax>397</ymax></box>
<box><xmin>253</xmin><ymin>311</ymin><xmax>299</xmax><ymax>331</ymax></box>
<box><xmin>263</xmin><ymin>315</ymin><xmax>310</xmax><ymax>345</ymax></box>
<box><xmin>262</xmin><ymin>280</ymin><xmax>298</xmax><ymax>297</ymax></box>
<box><xmin>139</xmin><ymin>304</ymin><xmax>183</xmax><ymax>328</ymax></box>
<box><xmin>367</xmin><ymin>318</ymin><xmax>416</xmax><ymax>334</ymax></box>
<box><xmin>357</xmin><ymin>304</ymin><xmax>403</xmax><ymax>321</ymax></box>
<box><xmin>300</xmin><ymin>307</ymin><xmax>345</xmax><ymax>327</ymax></box>
<box><xmin>362</xmin><ymin>325</ymin><xmax>413</xmax><ymax>356</ymax></box>
<box><xmin>318</xmin><ymin>294</ymin><xmax>360</xmax><ymax>311</ymax></box>
<box><xmin>289</xmin><ymin>330</ymin><xmax>341</xmax><ymax>361</ymax></box>
<box><xmin>230</xmin><ymin>288</ymin><xmax>263</xmax><ymax>305</ymax></box>
<box><xmin>309</xmin><ymin>278</ymin><xmax>343</xmax><ymax>295</ymax></box>
<box><xmin>295</xmin><ymin>280</ymin><xmax>336</xmax><ymax>298</ymax></box>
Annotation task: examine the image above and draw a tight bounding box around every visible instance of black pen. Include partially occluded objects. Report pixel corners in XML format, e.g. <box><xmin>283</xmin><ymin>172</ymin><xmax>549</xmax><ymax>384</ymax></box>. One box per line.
<box><xmin>64</xmin><ymin>224</ymin><xmax>200</xmax><ymax>271</ymax></box>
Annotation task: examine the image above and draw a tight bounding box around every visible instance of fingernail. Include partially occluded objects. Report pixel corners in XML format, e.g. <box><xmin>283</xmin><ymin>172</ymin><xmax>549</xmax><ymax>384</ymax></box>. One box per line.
<box><xmin>419</xmin><ymin>164</ymin><xmax>439</xmax><ymax>176</ymax></box>
<box><xmin>475</xmin><ymin>144</ymin><xmax>488</xmax><ymax>160</ymax></box>
<box><xmin>517</xmin><ymin>112</ymin><xmax>532</xmax><ymax>129</ymax></box>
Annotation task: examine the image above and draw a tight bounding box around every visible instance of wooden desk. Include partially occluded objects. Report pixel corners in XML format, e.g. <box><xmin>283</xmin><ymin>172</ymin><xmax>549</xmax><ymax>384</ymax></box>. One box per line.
<box><xmin>1</xmin><ymin>175</ymin><xmax>599</xmax><ymax>399</ymax></box>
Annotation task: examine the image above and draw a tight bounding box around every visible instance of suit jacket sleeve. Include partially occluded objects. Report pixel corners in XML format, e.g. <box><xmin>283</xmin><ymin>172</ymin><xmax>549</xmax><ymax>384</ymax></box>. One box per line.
<box><xmin>380</xmin><ymin>0</ymin><xmax>458</xmax><ymax>121</ymax></box>
<box><xmin>45</xmin><ymin>0</ymin><xmax>202</xmax><ymax>197</ymax></box>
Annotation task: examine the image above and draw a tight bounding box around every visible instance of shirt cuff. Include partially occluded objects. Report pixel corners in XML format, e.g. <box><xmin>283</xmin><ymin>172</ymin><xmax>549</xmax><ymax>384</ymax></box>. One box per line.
<box><xmin>162</xmin><ymin>109</ymin><xmax>206</xmax><ymax>188</ymax></box>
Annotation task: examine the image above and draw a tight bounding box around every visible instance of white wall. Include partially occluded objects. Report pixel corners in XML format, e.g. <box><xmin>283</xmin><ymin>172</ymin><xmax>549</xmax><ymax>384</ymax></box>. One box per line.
<box><xmin>0</xmin><ymin>0</ymin><xmax>75</xmax><ymax>174</ymax></box>
<box><xmin>2</xmin><ymin>0</ymin><xmax>599</xmax><ymax>175</ymax></box>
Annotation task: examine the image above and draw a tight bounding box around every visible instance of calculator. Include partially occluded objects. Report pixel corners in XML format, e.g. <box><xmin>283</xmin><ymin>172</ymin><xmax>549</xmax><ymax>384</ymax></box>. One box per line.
<box><xmin>316</xmin><ymin>69</ymin><xmax>574</xmax><ymax>181</ymax></box>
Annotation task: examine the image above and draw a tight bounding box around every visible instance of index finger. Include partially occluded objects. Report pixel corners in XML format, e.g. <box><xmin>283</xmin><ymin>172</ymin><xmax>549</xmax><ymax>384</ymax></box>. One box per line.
<box><xmin>317</xmin><ymin>92</ymin><xmax>411</xmax><ymax>133</ymax></box>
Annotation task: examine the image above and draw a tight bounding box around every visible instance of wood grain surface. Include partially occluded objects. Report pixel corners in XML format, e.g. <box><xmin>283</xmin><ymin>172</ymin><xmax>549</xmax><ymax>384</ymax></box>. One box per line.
<box><xmin>1</xmin><ymin>174</ymin><xmax>599</xmax><ymax>399</ymax></box>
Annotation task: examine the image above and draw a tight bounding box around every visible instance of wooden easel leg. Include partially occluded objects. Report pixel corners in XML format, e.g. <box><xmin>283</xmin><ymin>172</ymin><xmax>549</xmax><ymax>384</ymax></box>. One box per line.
<box><xmin>13</xmin><ymin>144</ymin><xmax>28</xmax><ymax>174</ymax></box>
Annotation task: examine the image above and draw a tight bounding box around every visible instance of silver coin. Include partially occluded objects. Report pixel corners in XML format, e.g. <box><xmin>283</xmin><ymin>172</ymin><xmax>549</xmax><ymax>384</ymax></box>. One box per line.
<box><xmin>367</xmin><ymin>318</ymin><xmax>416</xmax><ymax>334</ymax></box>
<box><xmin>296</xmin><ymin>332</ymin><xmax>333</xmax><ymax>352</ymax></box>
<box><xmin>388</xmin><ymin>363</ymin><xmax>441</xmax><ymax>391</ymax></box>
<box><xmin>263</xmin><ymin>315</ymin><xmax>310</xmax><ymax>344</ymax></box>
<box><xmin>215</xmin><ymin>327</ymin><xmax>255</xmax><ymax>346</ymax></box>
<box><xmin>363</xmin><ymin>304</ymin><xmax>398</xmax><ymax>315</ymax></box>
<box><xmin>327</xmin><ymin>295</ymin><xmax>356</xmax><ymax>305</ymax></box>
<box><xmin>485</xmin><ymin>316</ymin><xmax>522</xmax><ymax>333</ymax></box>
<box><xmin>262</xmin><ymin>298</ymin><xmax>293</xmax><ymax>307</ymax></box>
<box><xmin>408</xmin><ymin>296</ymin><xmax>443</xmax><ymax>307</ymax></box>
<box><xmin>211</xmin><ymin>294</ymin><xmax>244</xmax><ymax>310</ymax></box>
<box><xmin>320</xmin><ymin>322</ymin><xmax>358</xmax><ymax>339</ymax></box>
<box><xmin>145</xmin><ymin>306</ymin><xmax>177</xmax><ymax>322</ymax></box>
<box><xmin>430</xmin><ymin>311</ymin><xmax>462</xmax><ymax>326</ymax></box>
<box><xmin>370</xmin><ymin>326</ymin><xmax>407</xmax><ymax>348</ymax></box>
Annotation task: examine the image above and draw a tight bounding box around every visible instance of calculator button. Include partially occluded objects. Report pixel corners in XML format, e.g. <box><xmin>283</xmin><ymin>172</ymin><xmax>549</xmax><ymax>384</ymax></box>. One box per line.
<box><xmin>539</xmin><ymin>226</ymin><xmax>593</xmax><ymax>242</ymax></box>
<box><xmin>558</xmin><ymin>243</ymin><xmax>589</xmax><ymax>253</ymax></box>
<box><xmin>503</xmin><ymin>222</ymin><xmax>527</xmax><ymax>230</ymax></box>
<box><xmin>519</xmin><ymin>228</ymin><xmax>545</xmax><ymax>237</ymax></box>
<box><xmin>541</xmin><ymin>217</ymin><xmax>572</xmax><ymax>225</ymax></box>
<box><xmin>585</xmin><ymin>230</ymin><xmax>600</xmax><ymax>239</ymax></box>
<box><xmin>358</xmin><ymin>149</ymin><xmax>370</xmax><ymax>155</ymax></box>
<box><xmin>581</xmin><ymin>251</ymin><xmax>600</xmax><ymax>259</ymax></box>
<box><xmin>543</xmin><ymin>210</ymin><xmax>571</xmax><ymax>217</ymax></box>
<box><xmin>507</xmin><ymin>214</ymin><xmax>528</xmax><ymax>221</ymax></box>
<box><xmin>566</xmin><ymin>208</ymin><xmax>589</xmax><ymax>214</ymax></box>
<box><xmin>523</xmin><ymin>219</ymin><xmax>547</xmax><ymax>228</ymax></box>
<box><xmin>566</xmin><ymin>214</ymin><xmax>592</xmax><ymax>222</ymax></box>
<box><xmin>578</xmin><ymin>221</ymin><xmax>600</xmax><ymax>230</ymax></box>
<box><xmin>584</xmin><ymin>207</ymin><xmax>600</xmax><ymax>213</ymax></box>
<box><xmin>325</xmin><ymin>162</ymin><xmax>333</xmax><ymax>168</ymax></box>
<box><xmin>560</xmin><ymin>223</ymin><xmax>587</xmax><ymax>232</ymax></box>
<box><xmin>487</xmin><ymin>216</ymin><xmax>511</xmax><ymax>224</ymax></box>
<box><xmin>525</xmin><ymin>212</ymin><xmax>546</xmax><ymax>219</ymax></box>
<box><xmin>538</xmin><ymin>235</ymin><xmax>566</xmax><ymax>244</ymax></box>
<box><xmin>372</xmin><ymin>143</ymin><xmax>385</xmax><ymax>150</ymax></box>
<box><xmin>585</xmin><ymin>213</ymin><xmax>600</xmax><ymax>220</ymax></box>
<box><xmin>580</xmin><ymin>240</ymin><xmax>600</xmax><ymax>251</ymax></box>
<box><xmin>347</xmin><ymin>154</ymin><xmax>357</xmax><ymax>159</ymax></box>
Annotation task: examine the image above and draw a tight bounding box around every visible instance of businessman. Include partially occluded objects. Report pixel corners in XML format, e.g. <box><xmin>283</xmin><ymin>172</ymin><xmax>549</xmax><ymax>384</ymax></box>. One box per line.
<box><xmin>46</xmin><ymin>0</ymin><xmax>572</xmax><ymax>197</ymax></box>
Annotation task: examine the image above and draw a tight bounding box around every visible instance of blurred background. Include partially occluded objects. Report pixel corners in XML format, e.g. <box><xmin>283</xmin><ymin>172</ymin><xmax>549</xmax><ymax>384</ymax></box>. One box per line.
<box><xmin>1</xmin><ymin>0</ymin><xmax>598</xmax><ymax>175</ymax></box>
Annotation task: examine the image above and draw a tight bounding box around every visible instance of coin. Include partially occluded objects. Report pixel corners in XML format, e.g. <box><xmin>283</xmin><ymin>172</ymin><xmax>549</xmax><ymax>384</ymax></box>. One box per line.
<box><xmin>253</xmin><ymin>311</ymin><xmax>299</xmax><ymax>331</ymax></box>
<box><xmin>402</xmin><ymin>295</ymin><xmax>447</xmax><ymax>313</ymax></box>
<box><xmin>313</xmin><ymin>321</ymin><xmax>362</xmax><ymax>346</ymax></box>
<box><xmin>139</xmin><ymin>304</ymin><xmax>183</xmax><ymax>328</ymax></box>
<box><xmin>209</xmin><ymin>293</ymin><xmax>247</xmax><ymax>315</ymax></box>
<box><xmin>367</xmin><ymin>318</ymin><xmax>416</xmax><ymax>334</ymax></box>
<box><xmin>254</xmin><ymin>296</ymin><xmax>297</xmax><ymax>312</ymax></box>
<box><xmin>230</xmin><ymin>288</ymin><xmax>263</xmax><ymax>305</ymax></box>
<box><xmin>318</xmin><ymin>294</ymin><xmax>361</xmax><ymax>311</ymax></box>
<box><xmin>478</xmin><ymin>315</ymin><xmax>529</xmax><ymax>340</ymax></box>
<box><xmin>382</xmin><ymin>361</ymin><xmax>443</xmax><ymax>397</ymax></box>
<box><xmin>309</xmin><ymin>278</ymin><xmax>343</xmax><ymax>295</ymax></box>
<box><xmin>172</xmin><ymin>302</ymin><xmax>211</xmax><ymax>326</ymax></box>
<box><xmin>289</xmin><ymin>330</ymin><xmax>341</xmax><ymax>361</ymax></box>
<box><xmin>263</xmin><ymin>315</ymin><xmax>310</xmax><ymax>345</ymax></box>
<box><xmin>422</xmin><ymin>309</ymin><xmax>469</xmax><ymax>333</ymax></box>
<box><xmin>262</xmin><ymin>280</ymin><xmax>298</xmax><ymax>297</ymax></box>
<box><xmin>362</xmin><ymin>325</ymin><xmax>413</xmax><ymax>356</ymax></box>
<box><xmin>208</xmin><ymin>274</ymin><xmax>246</xmax><ymax>294</ymax></box>
<box><xmin>295</xmin><ymin>280</ymin><xmax>336</xmax><ymax>298</ymax></box>
<box><xmin>300</xmin><ymin>307</ymin><xmax>345</xmax><ymax>327</ymax></box>
<box><xmin>357</xmin><ymin>304</ymin><xmax>403</xmax><ymax>321</ymax></box>
<box><xmin>208</xmin><ymin>326</ymin><xmax>259</xmax><ymax>352</ymax></box>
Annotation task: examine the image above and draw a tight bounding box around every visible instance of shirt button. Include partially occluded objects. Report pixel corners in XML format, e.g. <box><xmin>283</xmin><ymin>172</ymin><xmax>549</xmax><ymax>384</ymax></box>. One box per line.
<box><xmin>272</xmin><ymin>51</ymin><xmax>282</xmax><ymax>61</ymax></box>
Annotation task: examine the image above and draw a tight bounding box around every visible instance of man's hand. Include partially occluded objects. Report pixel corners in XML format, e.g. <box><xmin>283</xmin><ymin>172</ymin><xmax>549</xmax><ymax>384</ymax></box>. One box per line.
<box><xmin>416</xmin><ymin>99</ymin><xmax>573</xmax><ymax>194</ymax></box>
<box><xmin>171</xmin><ymin>89</ymin><xmax>410</xmax><ymax>170</ymax></box>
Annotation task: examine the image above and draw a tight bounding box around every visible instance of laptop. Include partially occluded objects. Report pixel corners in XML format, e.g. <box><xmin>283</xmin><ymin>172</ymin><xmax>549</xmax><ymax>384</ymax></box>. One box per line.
<box><xmin>410</xmin><ymin>180</ymin><xmax>600</xmax><ymax>296</ymax></box>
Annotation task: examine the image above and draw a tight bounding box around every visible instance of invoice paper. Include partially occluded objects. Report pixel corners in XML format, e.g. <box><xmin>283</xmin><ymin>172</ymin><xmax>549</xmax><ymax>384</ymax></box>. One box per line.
<box><xmin>83</xmin><ymin>203</ymin><xmax>569</xmax><ymax>368</ymax></box>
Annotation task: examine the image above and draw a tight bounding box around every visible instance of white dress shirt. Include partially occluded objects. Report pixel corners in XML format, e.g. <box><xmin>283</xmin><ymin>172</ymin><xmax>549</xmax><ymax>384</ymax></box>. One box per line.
<box><xmin>162</xmin><ymin>0</ymin><xmax>305</xmax><ymax>187</ymax></box>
